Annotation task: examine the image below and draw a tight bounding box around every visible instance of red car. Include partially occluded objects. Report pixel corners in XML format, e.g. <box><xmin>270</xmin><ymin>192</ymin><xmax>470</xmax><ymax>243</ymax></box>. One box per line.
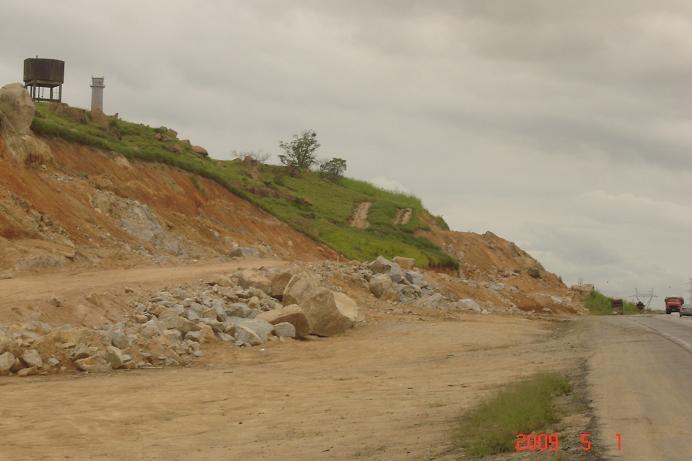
<box><xmin>665</xmin><ymin>297</ymin><xmax>684</xmax><ymax>315</ymax></box>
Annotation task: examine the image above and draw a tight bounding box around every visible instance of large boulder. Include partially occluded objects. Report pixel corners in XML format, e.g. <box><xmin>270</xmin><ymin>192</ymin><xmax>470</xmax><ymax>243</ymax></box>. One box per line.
<box><xmin>273</xmin><ymin>322</ymin><xmax>296</xmax><ymax>338</ymax></box>
<box><xmin>0</xmin><ymin>83</ymin><xmax>53</xmax><ymax>165</ymax></box>
<box><xmin>0</xmin><ymin>351</ymin><xmax>16</xmax><ymax>375</ymax></box>
<box><xmin>0</xmin><ymin>83</ymin><xmax>34</xmax><ymax>134</ymax></box>
<box><xmin>283</xmin><ymin>273</ymin><xmax>359</xmax><ymax>336</ymax></box>
<box><xmin>404</xmin><ymin>270</ymin><xmax>426</xmax><ymax>288</ymax></box>
<box><xmin>229</xmin><ymin>317</ymin><xmax>273</xmax><ymax>344</ymax></box>
<box><xmin>256</xmin><ymin>304</ymin><xmax>310</xmax><ymax>338</ymax></box>
<box><xmin>265</xmin><ymin>267</ymin><xmax>295</xmax><ymax>299</ymax></box>
<box><xmin>368</xmin><ymin>274</ymin><xmax>399</xmax><ymax>301</ymax></box>
<box><xmin>368</xmin><ymin>256</ymin><xmax>403</xmax><ymax>283</ymax></box>
<box><xmin>234</xmin><ymin>270</ymin><xmax>272</xmax><ymax>295</ymax></box>
<box><xmin>456</xmin><ymin>298</ymin><xmax>482</xmax><ymax>313</ymax></box>
<box><xmin>21</xmin><ymin>349</ymin><xmax>43</xmax><ymax>368</ymax></box>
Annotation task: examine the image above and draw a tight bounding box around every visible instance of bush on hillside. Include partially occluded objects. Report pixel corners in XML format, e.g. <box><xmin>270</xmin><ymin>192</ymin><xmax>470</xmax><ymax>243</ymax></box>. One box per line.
<box><xmin>319</xmin><ymin>157</ymin><xmax>347</xmax><ymax>181</ymax></box>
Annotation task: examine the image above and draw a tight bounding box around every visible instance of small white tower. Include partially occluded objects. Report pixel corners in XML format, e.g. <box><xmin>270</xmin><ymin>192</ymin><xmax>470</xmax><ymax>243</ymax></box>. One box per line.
<box><xmin>90</xmin><ymin>77</ymin><xmax>105</xmax><ymax>113</ymax></box>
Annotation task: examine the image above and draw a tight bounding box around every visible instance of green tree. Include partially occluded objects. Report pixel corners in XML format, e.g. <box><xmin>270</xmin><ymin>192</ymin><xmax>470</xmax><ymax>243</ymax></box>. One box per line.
<box><xmin>319</xmin><ymin>157</ymin><xmax>347</xmax><ymax>181</ymax></box>
<box><xmin>278</xmin><ymin>130</ymin><xmax>320</xmax><ymax>173</ymax></box>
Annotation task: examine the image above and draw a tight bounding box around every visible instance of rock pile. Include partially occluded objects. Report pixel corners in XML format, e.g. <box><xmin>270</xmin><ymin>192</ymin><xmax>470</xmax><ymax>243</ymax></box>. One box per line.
<box><xmin>0</xmin><ymin>266</ymin><xmax>361</xmax><ymax>377</ymax></box>
<box><xmin>306</xmin><ymin>256</ymin><xmax>489</xmax><ymax>313</ymax></box>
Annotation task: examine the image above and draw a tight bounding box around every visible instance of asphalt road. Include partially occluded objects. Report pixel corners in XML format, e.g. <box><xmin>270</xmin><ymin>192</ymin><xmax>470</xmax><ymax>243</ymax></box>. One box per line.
<box><xmin>587</xmin><ymin>314</ymin><xmax>692</xmax><ymax>460</ymax></box>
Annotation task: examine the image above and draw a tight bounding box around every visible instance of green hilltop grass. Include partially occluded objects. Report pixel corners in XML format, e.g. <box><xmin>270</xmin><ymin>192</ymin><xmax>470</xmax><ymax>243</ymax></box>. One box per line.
<box><xmin>31</xmin><ymin>104</ymin><xmax>457</xmax><ymax>268</ymax></box>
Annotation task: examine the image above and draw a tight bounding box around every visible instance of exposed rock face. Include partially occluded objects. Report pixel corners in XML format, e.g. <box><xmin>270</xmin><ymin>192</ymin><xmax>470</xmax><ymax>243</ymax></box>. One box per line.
<box><xmin>0</xmin><ymin>83</ymin><xmax>52</xmax><ymax>165</ymax></box>
<box><xmin>283</xmin><ymin>273</ymin><xmax>359</xmax><ymax>336</ymax></box>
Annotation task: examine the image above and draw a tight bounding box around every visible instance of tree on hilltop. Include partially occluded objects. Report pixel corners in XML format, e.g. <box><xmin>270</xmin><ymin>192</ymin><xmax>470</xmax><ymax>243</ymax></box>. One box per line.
<box><xmin>278</xmin><ymin>130</ymin><xmax>320</xmax><ymax>174</ymax></box>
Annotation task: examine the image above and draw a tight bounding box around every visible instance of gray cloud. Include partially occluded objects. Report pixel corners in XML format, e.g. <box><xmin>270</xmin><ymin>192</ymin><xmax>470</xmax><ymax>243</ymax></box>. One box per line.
<box><xmin>1</xmin><ymin>0</ymin><xmax>691</xmax><ymax>303</ymax></box>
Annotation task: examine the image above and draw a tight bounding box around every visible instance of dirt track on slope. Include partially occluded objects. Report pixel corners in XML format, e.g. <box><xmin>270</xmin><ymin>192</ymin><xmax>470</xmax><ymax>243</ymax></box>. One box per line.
<box><xmin>0</xmin><ymin>258</ymin><xmax>285</xmax><ymax>326</ymax></box>
<box><xmin>0</xmin><ymin>315</ymin><xmax>583</xmax><ymax>461</ymax></box>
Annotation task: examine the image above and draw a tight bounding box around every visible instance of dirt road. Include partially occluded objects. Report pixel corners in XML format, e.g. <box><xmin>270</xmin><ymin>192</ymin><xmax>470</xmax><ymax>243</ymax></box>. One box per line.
<box><xmin>588</xmin><ymin>315</ymin><xmax>692</xmax><ymax>460</ymax></box>
<box><xmin>0</xmin><ymin>316</ymin><xmax>581</xmax><ymax>461</ymax></box>
<box><xmin>0</xmin><ymin>258</ymin><xmax>284</xmax><ymax>325</ymax></box>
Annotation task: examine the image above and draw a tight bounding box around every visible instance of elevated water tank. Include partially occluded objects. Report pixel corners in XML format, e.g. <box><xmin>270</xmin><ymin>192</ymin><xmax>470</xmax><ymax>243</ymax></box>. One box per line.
<box><xmin>23</xmin><ymin>57</ymin><xmax>65</xmax><ymax>102</ymax></box>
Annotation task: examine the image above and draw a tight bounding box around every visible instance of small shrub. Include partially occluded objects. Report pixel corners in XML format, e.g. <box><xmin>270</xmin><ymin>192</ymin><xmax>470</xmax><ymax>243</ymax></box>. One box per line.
<box><xmin>319</xmin><ymin>157</ymin><xmax>347</xmax><ymax>181</ymax></box>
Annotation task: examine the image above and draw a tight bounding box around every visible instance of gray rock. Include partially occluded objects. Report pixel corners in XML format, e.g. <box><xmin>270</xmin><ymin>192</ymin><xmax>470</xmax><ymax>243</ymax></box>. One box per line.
<box><xmin>369</xmin><ymin>274</ymin><xmax>398</xmax><ymax>301</ymax></box>
<box><xmin>234</xmin><ymin>324</ymin><xmax>263</xmax><ymax>346</ymax></box>
<box><xmin>388</xmin><ymin>263</ymin><xmax>403</xmax><ymax>283</ymax></box>
<box><xmin>47</xmin><ymin>357</ymin><xmax>61</xmax><ymax>367</ymax></box>
<box><xmin>225</xmin><ymin>302</ymin><xmax>253</xmax><ymax>318</ymax></box>
<box><xmin>273</xmin><ymin>322</ymin><xmax>296</xmax><ymax>338</ymax></box>
<box><xmin>457</xmin><ymin>298</ymin><xmax>482</xmax><ymax>312</ymax></box>
<box><xmin>229</xmin><ymin>317</ymin><xmax>273</xmax><ymax>343</ymax></box>
<box><xmin>404</xmin><ymin>271</ymin><xmax>426</xmax><ymax>287</ymax></box>
<box><xmin>141</xmin><ymin>319</ymin><xmax>162</xmax><ymax>338</ymax></box>
<box><xmin>368</xmin><ymin>256</ymin><xmax>393</xmax><ymax>273</ymax></box>
<box><xmin>104</xmin><ymin>346</ymin><xmax>128</xmax><ymax>369</ymax></box>
<box><xmin>185</xmin><ymin>331</ymin><xmax>202</xmax><ymax>342</ymax></box>
<box><xmin>230</xmin><ymin>247</ymin><xmax>261</xmax><ymax>258</ymax></box>
<box><xmin>420</xmin><ymin>292</ymin><xmax>444</xmax><ymax>308</ymax></box>
<box><xmin>159</xmin><ymin>314</ymin><xmax>199</xmax><ymax>334</ymax></box>
<box><xmin>0</xmin><ymin>351</ymin><xmax>15</xmax><ymax>374</ymax></box>
<box><xmin>111</xmin><ymin>331</ymin><xmax>130</xmax><ymax>349</ymax></box>
<box><xmin>216</xmin><ymin>332</ymin><xmax>235</xmax><ymax>342</ymax></box>
<box><xmin>21</xmin><ymin>349</ymin><xmax>43</xmax><ymax>368</ymax></box>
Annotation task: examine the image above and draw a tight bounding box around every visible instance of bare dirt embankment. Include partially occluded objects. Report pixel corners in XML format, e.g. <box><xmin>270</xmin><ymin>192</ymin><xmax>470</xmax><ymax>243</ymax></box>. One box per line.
<box><xmin>0</xmin><ymin>137</ymin><xmax>334</xmax><ymax>277</ymax></box>
<box><xmin>0</xmin><ymin>314</ymin><xmax>587</xmax><ymax>461</ymax></box>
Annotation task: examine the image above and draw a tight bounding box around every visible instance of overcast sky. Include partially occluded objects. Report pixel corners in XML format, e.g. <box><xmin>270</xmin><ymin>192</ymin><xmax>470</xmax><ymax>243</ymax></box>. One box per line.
<box><xmin>2</xmin><ymin>0</ymin><xmax>690</xmax><ymax>303</ymax></box>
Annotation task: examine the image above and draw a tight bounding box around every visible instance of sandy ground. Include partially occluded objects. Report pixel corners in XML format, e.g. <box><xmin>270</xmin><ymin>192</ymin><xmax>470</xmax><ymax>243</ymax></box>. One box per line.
<box><xmin>587</xmin><ymin>315</ymin><xmax>692</xmax><ymax>461</ymax></box>
<box><xmin>0</xmin><ymin>314</ymin><xmax>584</xmax><ymax>461</ymax></box>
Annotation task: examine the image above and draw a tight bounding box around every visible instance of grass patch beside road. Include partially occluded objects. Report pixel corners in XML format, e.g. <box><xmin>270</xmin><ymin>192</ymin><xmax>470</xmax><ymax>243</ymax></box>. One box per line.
<box><xmin>453</xmin><ymin>373</ymin><xmax>571</xmax><ymax>457</ymax></box>
<box><xmin>583</xmin><ymin>290</ymin><xmax>640</xmax><ymax>315</ymax></box>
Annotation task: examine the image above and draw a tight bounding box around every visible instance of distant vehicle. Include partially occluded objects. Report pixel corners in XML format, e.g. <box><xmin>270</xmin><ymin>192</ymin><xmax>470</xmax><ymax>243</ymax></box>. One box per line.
<box><xmin>680</xmin><ymin>302</ymin><xmax>692</xmax><ymax>318</ymax></box>
<box><xmin>611</xmin><ymin>298</ymin><xmax>624</xmax><ymax>315</ymax></box>
<box><xmin>664</xmin><ymin>297</ymin><xmax>684</xmax><ymax>315</ymax></box>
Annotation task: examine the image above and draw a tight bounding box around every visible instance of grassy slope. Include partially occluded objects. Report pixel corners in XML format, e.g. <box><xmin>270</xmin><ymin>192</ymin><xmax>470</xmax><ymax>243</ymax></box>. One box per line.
<box><xmin>31</xmin><ymin>104</ymin><xmax>456</xmax><ymax>268</ymax></box>
<box><xmin>583</xmin><ymin>290</ymin><xmax>640</xmax><ymax>315</ymax></box>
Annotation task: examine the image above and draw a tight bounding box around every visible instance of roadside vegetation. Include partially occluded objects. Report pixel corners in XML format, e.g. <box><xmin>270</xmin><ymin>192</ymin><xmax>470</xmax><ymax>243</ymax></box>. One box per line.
<box><xmin>453</xmin><ymin>372</ymin><xmax>572</xmax><ymax>457</ymax></box>
<box><xmin>31</xmin><ymin>104</ymin><xmax>457</xmax><ymax>268</ymax></box>
<box><xmin>583</xmin><ymin>290</ymin><xmax>641</xmax><ymax>315</ymax></box>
